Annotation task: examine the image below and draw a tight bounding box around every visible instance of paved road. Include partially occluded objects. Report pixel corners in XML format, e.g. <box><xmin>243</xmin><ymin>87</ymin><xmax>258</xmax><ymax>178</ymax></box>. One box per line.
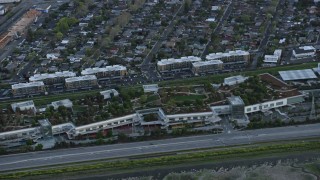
<box><xmin>140</xmin><ymin>1</ymin><xmax>184</xmax><ymax>69</ymax></box>
<box><xmin>0</xmin><ymin>123</ymin><xmax>319</xmax><ymax>172</ymax></box>
<box><xmin>200</xmin><ymin>0</ymin><xmax>233</xmax><ymax>59</ymax></box>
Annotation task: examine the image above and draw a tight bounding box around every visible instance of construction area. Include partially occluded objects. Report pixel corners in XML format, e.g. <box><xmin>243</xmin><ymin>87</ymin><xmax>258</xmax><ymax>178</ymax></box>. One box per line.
<box><xmin>0</xmin><ymin>9</ymin><xmax>40</xmax><ymax>49</ymax></box>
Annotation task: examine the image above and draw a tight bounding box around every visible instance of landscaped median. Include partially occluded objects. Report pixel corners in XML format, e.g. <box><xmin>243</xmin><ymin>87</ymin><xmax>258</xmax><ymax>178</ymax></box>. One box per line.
<box><xmin>1</xmin><ymin>140</ymin><xmax>320</xmax><ymax>179</ymax></box>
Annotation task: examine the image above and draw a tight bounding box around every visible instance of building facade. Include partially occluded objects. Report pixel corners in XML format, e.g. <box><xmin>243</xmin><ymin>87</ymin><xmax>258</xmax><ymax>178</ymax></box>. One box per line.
<box><xmin>157</xmin><ymin>56</ymin><xmax>201</xmax><ymax>72</ymax></box>
<box><xmin>65</xmin><ymin>75</ymin><xmax>98</xmax><ymax>89</ymax></box>
<box><xmin>191</xmin><ymin>60</ymin><xmax>223</xmax><ymax>74</ymax></box>
<box><xmin>81</xmin><ymin>65</ymin><xmax>127</xmax><ymax>78</ymax></box>
<box><xmin>293</xmin><ymin>46</ymin><xmax>316</xmax><ymax>59</ymax></box>
<box><xmin>206</xmin><ymin>50</ymin><xmax>250</xmax><ymax>68</ymax></box>
<box><xmin>11</xmin><ymin>100</ymin><xmax>36</xmax><ymax>113</ymax></box>
<box><xmin>11</xmin><ymin>81</ymin><xmax>45</xmax><ymax>95</ymax></box>
<box><xmin>29</xmin><ymin>71</ymin><xmax>76</xmax><ymax>85</ymax></box>
<box><xmin>264</xmin><ymin>49</ymin><xmax>282</xmax><ymax>64</ymax></box>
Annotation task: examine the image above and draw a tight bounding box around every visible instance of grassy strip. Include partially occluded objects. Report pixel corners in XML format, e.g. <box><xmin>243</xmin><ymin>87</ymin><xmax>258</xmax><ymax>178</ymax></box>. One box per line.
<box><xmin>1</xmin><ymin>140</ymin><xmax>320</xmax><ymax>179</ymax></box>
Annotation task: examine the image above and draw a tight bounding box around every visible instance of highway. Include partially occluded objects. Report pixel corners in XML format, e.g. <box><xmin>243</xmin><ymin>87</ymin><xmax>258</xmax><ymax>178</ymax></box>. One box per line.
<box><xmin>0</xmin><ymin>123</ymin><xmax>320</xmax><ymax>172</ymax></box>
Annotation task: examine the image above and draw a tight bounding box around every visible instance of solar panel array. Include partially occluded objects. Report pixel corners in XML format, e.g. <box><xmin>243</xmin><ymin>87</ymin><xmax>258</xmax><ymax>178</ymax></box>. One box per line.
<box><xmin>279</xmin><ymin>69</ymin><xmax>318</xmax><ymax>81</ymax></box>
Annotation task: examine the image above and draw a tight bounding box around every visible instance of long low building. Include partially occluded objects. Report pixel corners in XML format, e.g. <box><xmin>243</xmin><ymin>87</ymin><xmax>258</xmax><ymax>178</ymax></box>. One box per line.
<box><xmin>264</xmin><ymin>49</ymin><xmax>282</xmax><ymax>64</ymax></box>
<box><xmin>192</xmin><ymin>60</ymin><xmax>223</xmax><ymax>74</ymax></box>
<box><xmin>29</xmin><ymin>71</ymin><xmax>76</xmax><ymax>84</ymax></box>
<box><xmin>206</xmin><ymin>50</ymin><xmax>250</xmax><ymax>65</ymax></box>
<box><xmin>81</xmin><ymin>65</ymin><xmax>127</xmax><ymax>78</ymax></box>
<box><xmin>245</xmin><ymin>94</ymin><xmax>305</xmax><ymax>114</ymax></box>
<box><xmin>157</xmin><ymin>56</ymin><xmax>201</xmax><ymax>72</ymax></box>
<box><xmin>72</xmin><ymin>109</ymin><xmax>222</xmax><ymax>138</ymax></box>
<box><xmin>11</xmin><ymin>100</ymin><xmax>36</xmax><ymax>113</ymax></box>
<box><xmin>65</xmin><ymin>75</ymin><xmax>98</xmax><ymax>89</ymax></box>
<box><xmin>11</xmin><ymin>81</ymin><xmax>45</xmax><ymax>95</ymax></box>
<box><xmin>50</xmin><ymin>99</ymin><xmax>73</xmax><ymax>110</ymax></box>
<box><xmin>293</xmin><ymin>46</ymin><xmax>316</xmax><ymax>59</ymax></box>
<box><xmin>1</xmin><ymin>92</ymin><xmax>307</xmax><ymax>142</ymax></box>
<box><xmin>0</xmin><ymin>0</ymin><xmax>21</xmax><ymax>3</ymax></box>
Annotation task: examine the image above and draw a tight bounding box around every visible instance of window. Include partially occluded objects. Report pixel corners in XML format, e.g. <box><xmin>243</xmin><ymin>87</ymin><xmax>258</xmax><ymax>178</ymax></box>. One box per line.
<box><xmin>264</xmin><ymin>104</ymin><xmax>268</xmax><ymax>108</ymax></box>
<box><xmin>270</xmin><ymin>103</ymin><xmax>274</xmax><ymax>107</ymax></box>
<box><xmin>276</xmin><ymin>101</ymin><xmax>284</xmax><ymax>106</ymax></box>
<box><xmin>253</xmin><ymin>107</ymin><xmax>257</xmax><ymax>110</ymax></box>
<box><xmin>247</xmin><ymin>108</ymin><xmax>251</xmax><ymax>112</ymax></box>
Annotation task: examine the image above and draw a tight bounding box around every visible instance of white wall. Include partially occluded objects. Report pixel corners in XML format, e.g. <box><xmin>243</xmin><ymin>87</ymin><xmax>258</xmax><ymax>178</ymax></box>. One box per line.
<box><xmin>245</xmin><ymin>98</ymin><xmax>288</xmax><ymax>114</ymax></box>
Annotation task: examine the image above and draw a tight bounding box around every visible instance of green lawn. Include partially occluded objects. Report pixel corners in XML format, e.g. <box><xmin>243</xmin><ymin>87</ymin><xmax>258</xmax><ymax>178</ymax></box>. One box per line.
<box><xmin>172</xmin><ymin>95</ymin><xmax>206</xmax><ymax>102</ymax></box>
<box><xmin>146</xmin><ymin>95</ymin><xmax>160</xmax><ymax>102</ymax></box>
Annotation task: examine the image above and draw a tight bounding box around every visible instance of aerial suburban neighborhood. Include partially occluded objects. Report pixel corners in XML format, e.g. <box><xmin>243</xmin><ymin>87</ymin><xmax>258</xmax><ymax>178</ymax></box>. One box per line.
<box><xmin>0</xmin><ymin>0</ymin><xmax>320</xmax><ymax>179</ymax></box>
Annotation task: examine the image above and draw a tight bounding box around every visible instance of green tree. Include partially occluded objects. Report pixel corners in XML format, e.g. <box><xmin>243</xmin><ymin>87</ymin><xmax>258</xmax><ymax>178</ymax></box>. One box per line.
<box><xmin>55</xmin><ymin>32</ymin><xmax>63</xmax><ymax>40</ymax></box>
<box><xmin>26</xmin><ymin>139</ymin><xmax>33</xmax><ymax>146</ymax></box>
<box><xmin>35</xmin><ymin>143</ymin><xmax>43</xmax><ymax>151</ymax></box>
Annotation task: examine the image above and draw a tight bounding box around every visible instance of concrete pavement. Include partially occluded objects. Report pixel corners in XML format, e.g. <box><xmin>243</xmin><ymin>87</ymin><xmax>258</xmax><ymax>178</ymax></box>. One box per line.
<box><xmin>0</xmin><ymin>123</ymin><xmax>320</xmax><ymax>172</ymax></box>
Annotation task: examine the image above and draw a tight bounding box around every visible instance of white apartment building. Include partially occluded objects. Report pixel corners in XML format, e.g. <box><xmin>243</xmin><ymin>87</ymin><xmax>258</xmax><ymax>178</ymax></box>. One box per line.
<box><xmin>11</xmin><ymin>100</ymin><xmax>36</xmax><ymax>113</ymax></box>
<box><xmin>206</xmin><ymin>50</ymin><xmax>250</xmax><ymax>64</ymax></box>
<box><xmin>293</xmin><ymin>46</ymin><xmax>316</xmax><ymax>59</ymax></box>
<box><xmin>264</xmin><ymin>49</ymin><xmax>282</xmax><ymax>64</ymax></box>
<box><xmin>81</xmin><ymin>65</ymin><xmax>127</xmax><ymax>78</ymax></box>
<box><xmin>65</xmin><ymin>75</ymin><xmax>98</xmax><ymax>89</ymax></box>
<box><xmin>157</xmin><ymin>56</ymin><xmax>201</xmax><ymax>72</ymax></box>
<box><xmin>11</xmin><ymin>81</ymin><xmax>45</xmax><ymax>95</ymax></box>
<box><xmin>29</xmin><ymin>71</ymin><xmax>76</xmax><ymax>84</ymax></box>
<box><xmin>192</xmin><ymin>60</ymin><xmax>223</xmax><ymax>74</ymax></box>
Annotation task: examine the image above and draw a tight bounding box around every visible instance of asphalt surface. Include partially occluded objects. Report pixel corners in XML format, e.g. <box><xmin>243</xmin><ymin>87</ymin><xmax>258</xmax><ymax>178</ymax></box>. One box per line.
<box><xmin>0</xmin><ymin>123</ymin><xmax>319</xmax><ymax>172</ymax></box>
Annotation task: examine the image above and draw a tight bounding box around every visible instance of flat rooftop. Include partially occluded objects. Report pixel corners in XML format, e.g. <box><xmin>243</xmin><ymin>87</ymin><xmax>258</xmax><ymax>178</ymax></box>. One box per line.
<box><xmin>12</xmin><ymin>81</ymin><xmax>44</xmax><ymax>89</ymax></box>
<box><xmin>279</xmin><ymin>69</ymin><xmax>317</xmax><ymax>81</ymax></box>
<box><xmin>225</xmin><ymin>75</ymin><xmax>247</xmax><ymax>81</ymax></box>
<box><xmin>157</xmin><ymin>56</ymin><xmax>201</xmax><ymax>66</ymax></box>
<box><xmin>11</xmin><ymin>100</ymin><xmax>35</xmax><ymax>108</ymax></box>
<box><xmin>65</xmin><ymin>75</ymin><xmax>97</xmax><ymax>83</ymax></box>
<box><xmin>29</xmin><ymin>71</ymin><xmax>76</xmax><ymax>82</ymax></box>
<box><xmin>294</xmin><ymin>46</ymin><xmax>316</xmax><ymax>54</ymax></box>
<box><xmin>228</xmin><ymin>96</ymin><xmax>245</xmax><ymax>106</ymax></box>
<box><xmin>81</xmin><ymin>65</ymin><xmax>127</xmax><ymax>75</ymax></box>
<box><xmin>206</xmin><ymin>50</ymin><xmax>249</xmax><ymax>60</ymax></box>
<box><xmin>192</xmin><ymin>60</ymin><xmax>223</xmax><ymax>67</ymax></box>
<box><xmin>51</xmin><ymin>99</ymin><xmax>73</xmax><ymax>107</ymax></box>
<box><xmin>38</xmin><ymin>119</ymin><xmax>51</xmax><ymax>127</ymax></box>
